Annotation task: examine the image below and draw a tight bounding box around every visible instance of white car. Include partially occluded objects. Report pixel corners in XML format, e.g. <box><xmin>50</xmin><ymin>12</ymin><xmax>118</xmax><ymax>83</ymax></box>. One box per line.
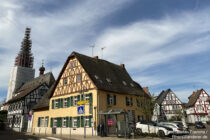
<box><xmin>136</xmin><ymin>121</ymin><xmax>174</xmax><ymax>137</ymax></box>
<box><xmin>159</xmin><ymin>122</ymin><xmax>189</xmax><ymax>135</ymax></box>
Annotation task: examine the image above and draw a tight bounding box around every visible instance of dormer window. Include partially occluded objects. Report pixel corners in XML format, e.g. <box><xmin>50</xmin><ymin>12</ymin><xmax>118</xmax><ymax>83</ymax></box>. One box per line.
<box><xmin>130</xmin><ymin>83</ymin><xmax>134</xmax><ymax>87</ymax></box>
<box><xmin>106</xmin><ymin>78</ymin><xmax>111</xmax><ymax>83</ymax></box>
<box><xmin>94</xmin><ymin>75</ymin><xmax>99</xmax><ymax>79</ymax></box>
<box><xmin>99</xmin><ymin>80</ymin><xmax>103</xmax><ymax>83</ymax></box>
<box><xmin>122</xmin><ymin>81</ymin><xmax>127</xmax><ymax>86</ymax></box>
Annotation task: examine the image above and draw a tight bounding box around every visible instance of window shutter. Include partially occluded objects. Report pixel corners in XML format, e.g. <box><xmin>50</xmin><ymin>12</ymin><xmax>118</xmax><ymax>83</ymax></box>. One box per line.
<box><xmin>70</xmin><ymin>97</ymin><xmax>73</xmax><ymax>106</ymax></box>
<box><xmin>126</xmin><ymin>97</ymin><xmax>128</xmax><ymax>106</ymax></box>
<box><xmin>107</xmin><ymin>94</ymin><xmax>110</xmax><ymax>105</ymax></box>
<box><xmin>38</xmin><ymin>117</ymin><xmax>40</xmax><ymax>127</ymax></box>
<box><xmin>59</xmin><ymin>118</ymin><xmax>62</xmax><ymax>127</ymax></box>
<box><xmin>61</xmin><ymin>99</ymin><xmax>63</xmax><ymax>108</ymax></box>
<box><xmin>131</xmin><ymin>97</ymin><xmax>133</xmax><ymax>106</ymax></box>
<box><xmin>58</xmin><ymin>99</ymin><xmax>60</xmax><ymax>108</ymax></box>
<box><xmin>77</xmin><ymin>117</ymin><xmax>80</xmax><ymax>127</ymax></box>
<box><xmin>52</xmin><ymin>100</ymin><xmax>54</xmax><ymax>109</ymax></box>
<box><xmin>81</xmin><ymin>94</ymin><xmax>84</xmax><ymax>101</ymax></box>
<box><xmin>89</xmin><ymin>116</ymin><xmax>92</xmax><ymax>127</ymax></box>
<box><xmin>66</xmin><ymin>117</ymin><xmax>69</xmax><ymax>127</ymax></box>
<box><xmin>69</xmin><ymin>117</ymin><xmax>72</xmax><ymax>127</ymax></box>
<box><xmin>67</xmin><ymin>97</ymin><xmax>70</xmax><ymax>107</ymax></box>
<box><xmin>89</xmin><ymin>93</ymin><xmax>92</xmax><ymax>105</ymax></box>
<box><xmin>81</xmin><ymin>116</ymin><xmax>84</xmax><ymax>127</ymax></box>
<box><xmin>77</xmin><ymin>95</ymin><xmax>80</xmax><ymax>101</ymax></box>
<box><xmin>50</xmin><ymin>118</ymin><xmax>53</xmax><ymax>128</ymax></box>
<box><xmin>114</xmin><ymin>95</ymin><xmax>116</xmax><ymax>105</ymax></box>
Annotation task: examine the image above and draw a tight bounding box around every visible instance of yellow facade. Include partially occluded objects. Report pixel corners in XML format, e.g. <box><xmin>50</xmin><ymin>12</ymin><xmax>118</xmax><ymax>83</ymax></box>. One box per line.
<box><xmin>32</xmin><ymin>55</ymin><xmax>149</xmax><ymax>135</ymax></box>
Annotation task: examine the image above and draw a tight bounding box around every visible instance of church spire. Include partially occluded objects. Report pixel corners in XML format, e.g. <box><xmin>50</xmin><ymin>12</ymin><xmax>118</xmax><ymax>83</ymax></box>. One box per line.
<box><xmin>14</xmin><ymin>28</ymin><xmax>34</xmax><ymax>68</ymax></box>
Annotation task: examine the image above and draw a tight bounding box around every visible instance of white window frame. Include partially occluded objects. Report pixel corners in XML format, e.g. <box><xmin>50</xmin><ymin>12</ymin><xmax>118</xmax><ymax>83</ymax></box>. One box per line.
<box><xmin>64</xmin><ymin>98</ymin><xmax>67</xmax><ymax>108</ymax></box>
<box><xmin>85</xmin><ymin>94</ymin><xmax>89</xmax><ymax>101</ymax></box>
<box><xmin>55</xmin><ymin>100</ymin><xmax>59</xmax><ymax>108</ymax></box>
<box><xmin>85</xmin><ymin>117</ymin><xmax>89</xmax><ymax>127</ymax></box>
<box><xmin>109</xmin><ymin>95</ymin><xmax>114</xmax><ymax>105</ymax></box>
<box><xmin>73</xmin><ymin>96</ymin><xmax>78</xmax><ymax>106</ymax></box>
<box><xmin>62</xmin><ymin>118</ymin><xmax>67</xmax><ymax>127</ymax></box>
<box><xmin>40</xmin><ymin>117</ymin><xmax>45</xmax><ymax>127</ymax></box>
<box><xmin>45</xmin><ymin>117</ymin><xmax>49</xmax><ymax>127</ymax></box>
<box><xmin>53</xmin><ymin>119</ymin><xmax>57</xmax><ymax>127</ymax></box>
<box><xmin>73</xmin><ymin>117</ymin><xmax>77</xmax><ymax>127</ymax></box>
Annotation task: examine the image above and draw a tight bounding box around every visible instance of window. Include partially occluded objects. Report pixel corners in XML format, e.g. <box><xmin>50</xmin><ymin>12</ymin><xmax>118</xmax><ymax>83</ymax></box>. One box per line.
<box><xmin>64</xmin><ymin>98</ymin><xmax>67</xmax><ymax>108</ymax></box>
<box><xmin>38</xmin><ymin>117</ymin><xmax>45</xmax><ymax>127</ymax></box>
<box><xmin>94</xmin><ymin>75</ymin><xmax>99</xmax><ymax>79</ymax></box>
<box><xmin>122</xmin><ymin>81</ymin><xmax>127</xmax><ymax>86</ymax></box>
<box><xmin>45</xmin><ymin>117</ymin><xmax>49</xmax><ymax>127</ymax></box>
<box><xmin>76</xmin><ymin>74</ymin><xmax>82</xmax><ymax>83</ymax></box>
<box><xmin>73</xmin><ymin>96</ymin><xmax>78</xmax><ymax>106</ymax></box>
<box><xmin>130</xmin><ymin>83</ymin><xmax>134</xmax><ymax>87</ymax></box>
<box><xmin>84</xmin><ymin>116</ymin><xmax>93</xmax><ymax>127</ymax></box>
<box><xmin>107</xmin><ymin>94</ymin><xmax>116</xmax><ymax>105</ymax></box>
<box><xmin>53</xmin><ymin>118</ymin><xmax>57</xmax><ymax>127</ymax></box>
<box><xmin>63</xmin><ymin>118</ymin><xmax>67</xmax><ymax>127</ymax></box>
<box><xmin>106</xmin><ymin>78</ymin><xmax>111</xmax><ymax>83</ymax></box>
<box><xmin>63</xmin><ymin>78</ymin><xmax>67</xmax><ymax>85</ymax></box>
<box><xmin>85</xmin><ymin>94</ymin><xmax>89</xmax><ymax>101</ymax></box>
<box><xmin>126</xmin><ymin>97</ymin><xmax>133</xmax><ymax>106</ymax></box>
<box><xmin>55</xmin><ymin>100</ymin><xmax>59</xmax><ymax>108</ymax></box>
<box><xmin>73</xmin><ymin>117</ymin><xmax>77</xmax><ymax>127</ymax></box>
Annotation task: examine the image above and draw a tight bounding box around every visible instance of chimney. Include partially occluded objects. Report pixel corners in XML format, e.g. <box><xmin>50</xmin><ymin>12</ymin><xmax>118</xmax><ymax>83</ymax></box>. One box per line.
<box><xmin>120</xmin><ymin>64</ymin><xmax>125</xmax><ymax>68</ymax></box>
<box><xmin>93</xmin><ymin>56</ymin><xmax>98</xmax><ymax>59</ymax></box>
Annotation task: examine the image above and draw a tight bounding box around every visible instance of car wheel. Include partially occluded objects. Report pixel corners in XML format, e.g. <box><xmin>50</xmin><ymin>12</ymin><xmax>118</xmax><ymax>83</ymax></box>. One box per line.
<box><xmin>136</xmin><ymin>128</ymin><xmax>142</xmax><ymax>136</ymax></box>
<box><xmin>158</xmin><ymin>130</ymin><xmax>165</xmax><ymax>138</ymax></box>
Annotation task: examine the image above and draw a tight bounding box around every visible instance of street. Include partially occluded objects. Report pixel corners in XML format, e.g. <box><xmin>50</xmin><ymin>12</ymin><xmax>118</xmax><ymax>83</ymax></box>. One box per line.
<box><xmin>0</xmin><ymin>125</ymin><xmax>209</xmax><ymax>140</ymax></box>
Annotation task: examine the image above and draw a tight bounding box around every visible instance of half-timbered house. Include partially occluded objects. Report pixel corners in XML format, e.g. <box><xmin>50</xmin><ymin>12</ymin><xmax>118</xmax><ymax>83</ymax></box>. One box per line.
<box><xmin>32</xmin><ymin>52</ymin><xmax>150</xmax><ymax>136</ymax></box>
<box><xmin>186</xmin><ymin>89</ymin><xmax>210</xmax><ymax>123</ymax></box>
<box><xmin>7</xmin><ymin>72</ymin><xmax>55</xmax><ymax>132</ymax></box>
<box><xmin>152</xmin><ymin>89</ymin><xmax>183</xmax><ymax>121</ymax></box>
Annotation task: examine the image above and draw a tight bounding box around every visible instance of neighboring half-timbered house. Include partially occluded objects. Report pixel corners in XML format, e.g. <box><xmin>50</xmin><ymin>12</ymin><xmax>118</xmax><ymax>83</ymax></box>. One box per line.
<box><xmin>152</xmin><ymin>89</ymin><xmax>183</xmax><ymax>121</ymax></box>
<box><xmin>186</xmin><ymin>89</ymin><xmax>210</xmax><ymax>123</ymax></box>
<box><xmin>7</xmin><ymin>72</ymin><xmax>55</xmax><ymax>132</ymax></box>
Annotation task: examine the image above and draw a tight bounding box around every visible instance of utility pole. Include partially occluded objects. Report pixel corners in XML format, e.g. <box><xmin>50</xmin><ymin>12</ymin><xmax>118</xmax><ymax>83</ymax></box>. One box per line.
<box><xmin>101</xmin><ymin>47</ymin><xmax>106</xmax><ymax>59</ymax></box>
<box><xmin>90</xmin><ymin>45</ymin><xmax>95</xmax><ymax>57</ymax></box>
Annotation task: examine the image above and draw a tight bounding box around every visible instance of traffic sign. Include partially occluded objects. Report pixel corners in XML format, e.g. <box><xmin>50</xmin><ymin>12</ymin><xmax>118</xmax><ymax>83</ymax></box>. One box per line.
<box><xmin>78</xmin><ymin>106</ymin><xmax>85</xmax><ymax>114</ymax></box>
<box><xmin>77</xmin><ymin>100</ymin><xmax>89</xmax><ymax>105</ymax></box>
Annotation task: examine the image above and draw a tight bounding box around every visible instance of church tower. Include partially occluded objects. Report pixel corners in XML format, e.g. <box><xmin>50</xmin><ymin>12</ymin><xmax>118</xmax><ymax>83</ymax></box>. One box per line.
<box><xmin>6</xmin><ymin>28</ymin><xmax>35</xmax><ymax>102</ymax></box>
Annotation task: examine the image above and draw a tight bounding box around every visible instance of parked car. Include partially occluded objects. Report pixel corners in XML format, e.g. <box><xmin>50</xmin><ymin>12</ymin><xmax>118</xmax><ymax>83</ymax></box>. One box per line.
<box><xmin>173</xmin><ymin>121</ymin><xmax>189</xmax><ymax>130</ymax></box>
<box><xmin>136</xmin><ymin>121</ymin><xmax>173</xmax><ymax>137</ymax></box>
<box><xmin>195</xmin><ymin>121</ymin><xmax>206</xmax><ymax>129</ymax></box>
<box><xmin>159</xmin><ymin>122</ymin><xmax>189</xmax><ymax>135</ymax></box>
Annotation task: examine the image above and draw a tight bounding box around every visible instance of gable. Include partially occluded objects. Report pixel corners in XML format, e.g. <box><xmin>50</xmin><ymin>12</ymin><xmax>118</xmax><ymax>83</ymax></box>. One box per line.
<box><xmin>52</xmin><ymin>57</ymin><xmax>96</xmax><ymax>97</ymax></box>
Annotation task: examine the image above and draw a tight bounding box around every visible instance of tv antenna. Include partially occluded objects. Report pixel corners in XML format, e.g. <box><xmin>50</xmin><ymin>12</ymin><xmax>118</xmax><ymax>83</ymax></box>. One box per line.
<box><xmin>90</xmin><ymin>44</ymin><xmax>95</xmax><ymax>56</ymax></box>
<box><xmin>101</xmin><ymin>47</ymin><xmax>106</xmax><ymax>59</ymax></box>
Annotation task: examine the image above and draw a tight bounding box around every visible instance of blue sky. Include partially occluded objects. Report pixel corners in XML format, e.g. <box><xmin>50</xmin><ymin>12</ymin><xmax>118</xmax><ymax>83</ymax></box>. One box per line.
<box><xmin>0</xmin><ymin>0</ymin><xmax>210</xmax><ymax>103</ymax></box>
